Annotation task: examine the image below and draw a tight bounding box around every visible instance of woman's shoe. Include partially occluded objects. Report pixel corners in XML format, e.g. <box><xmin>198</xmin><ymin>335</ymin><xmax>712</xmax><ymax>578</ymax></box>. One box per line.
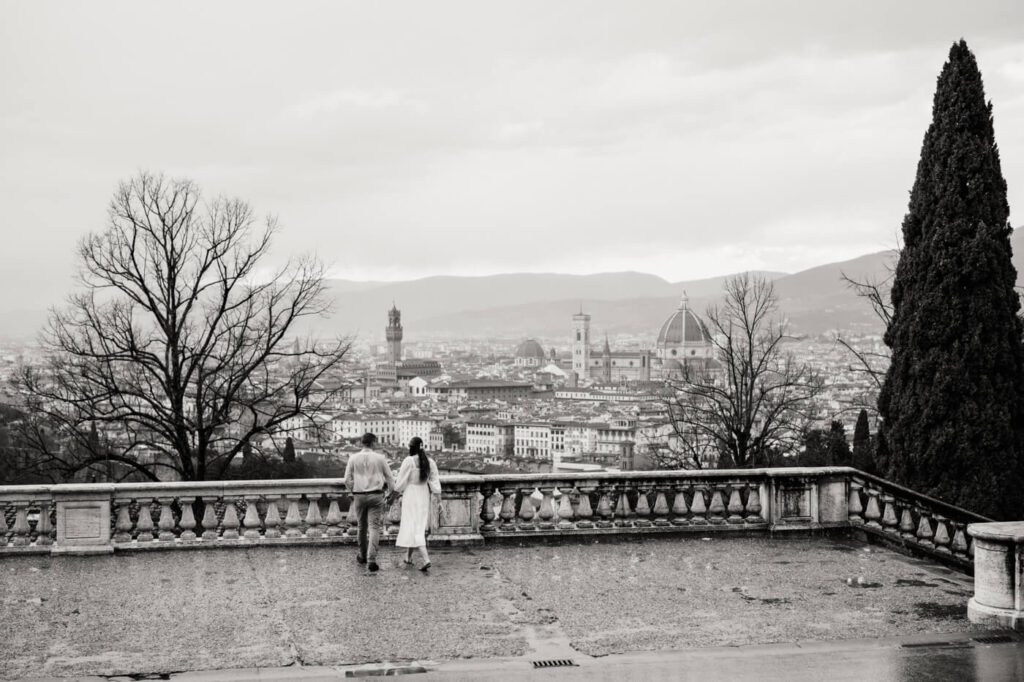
<box><xmin>402</xmin><ymin>559</ymin><xmax>413</xmax><ymax>566</ymax></box>
<box><xmin>419</xmin><ymin>562</ymin><xmax>431</xmax><ymax>572</ymax></box>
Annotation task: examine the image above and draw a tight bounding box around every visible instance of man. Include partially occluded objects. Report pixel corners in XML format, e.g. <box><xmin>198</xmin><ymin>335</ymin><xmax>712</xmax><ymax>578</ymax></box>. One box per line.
<box><xmin>344</xmin><ymin>432</ymin><xmax>395</xmax><ymax>572</ymax></box>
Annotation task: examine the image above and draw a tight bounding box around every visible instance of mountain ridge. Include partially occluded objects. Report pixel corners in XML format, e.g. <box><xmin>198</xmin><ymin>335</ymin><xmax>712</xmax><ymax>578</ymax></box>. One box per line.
<box><xmin>4</xmin><ymin>231</ymin><xmax>1023</xmax><ymax>341</ymax></box>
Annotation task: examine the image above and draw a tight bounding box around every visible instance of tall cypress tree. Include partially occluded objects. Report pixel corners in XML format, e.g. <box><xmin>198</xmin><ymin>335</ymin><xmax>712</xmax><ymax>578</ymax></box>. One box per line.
<box><xmin>851</xmin><ymin>409</ymin><xmax>874</xmax><ymax>474</ymax></box>
<box><xmin>879</xmin><ymin>41</ymin><xmax>1024</xmax><ymax>519</ymax></box>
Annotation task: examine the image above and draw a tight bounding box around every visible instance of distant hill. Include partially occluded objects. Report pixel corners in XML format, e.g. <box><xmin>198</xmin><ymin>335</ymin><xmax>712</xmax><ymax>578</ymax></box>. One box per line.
<box><xmin>5</xmin><ymin>229</ymin><xmax>1023</xmax><ymax>341</ymax></box>
<box><xmin>317</xmin><ymin>270</ymin><xmax>783</xmax><ymax>338</ymax></box>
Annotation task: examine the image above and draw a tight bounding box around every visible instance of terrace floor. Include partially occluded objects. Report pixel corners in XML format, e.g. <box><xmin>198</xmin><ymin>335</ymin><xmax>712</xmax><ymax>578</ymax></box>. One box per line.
<box><xmin>2</xmin><ymin>534</ymin><xmax>1022</xmax><ymax>680</ymax></box>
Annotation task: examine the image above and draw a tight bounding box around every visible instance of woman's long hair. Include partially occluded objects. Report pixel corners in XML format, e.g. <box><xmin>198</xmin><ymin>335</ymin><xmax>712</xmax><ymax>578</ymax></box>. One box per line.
<box><xmin>409</xmin><ymin>437</ymin><xmax>429</xmax><ymax>482</ymax></box>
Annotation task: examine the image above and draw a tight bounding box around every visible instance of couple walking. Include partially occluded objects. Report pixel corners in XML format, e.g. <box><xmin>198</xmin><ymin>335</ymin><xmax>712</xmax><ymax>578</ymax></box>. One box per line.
<box><xmin>344</xmin><ymin>432</ymin><xmax>441</xmax><ymax>573</ymax></box>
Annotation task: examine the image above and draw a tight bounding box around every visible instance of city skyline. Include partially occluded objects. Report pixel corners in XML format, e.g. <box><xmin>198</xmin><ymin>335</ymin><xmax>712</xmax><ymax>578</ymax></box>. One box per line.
<box><xmin>2</xmin><ymin>2</ymin><xmax>1023</xmax><ymax>314</ymax></box>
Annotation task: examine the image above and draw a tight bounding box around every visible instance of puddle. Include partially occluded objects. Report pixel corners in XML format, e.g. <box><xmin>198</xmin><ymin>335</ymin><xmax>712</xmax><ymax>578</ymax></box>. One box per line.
<box><xmin>914</xmin><ymin>602</ymin><xmax>966</xmax><ymax>619</ymax></box>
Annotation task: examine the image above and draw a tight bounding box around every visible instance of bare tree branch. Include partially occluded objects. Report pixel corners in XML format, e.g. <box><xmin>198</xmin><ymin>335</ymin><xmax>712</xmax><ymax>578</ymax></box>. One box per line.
<box><xmin>13</xmin><ymin>172</ymin><xmax>351</xmax><ymax>481</ymax></box>
<box><xmin>661</xmin><ymin>273</ymin><xmax>824</xmax><ymax>469</ymax></box>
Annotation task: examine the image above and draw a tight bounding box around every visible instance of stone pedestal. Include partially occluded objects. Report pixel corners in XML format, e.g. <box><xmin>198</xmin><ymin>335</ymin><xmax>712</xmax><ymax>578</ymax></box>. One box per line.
<box><xmin>967</xmin><ymin>522</ymin><xmax>1024</xmax><ymax>630</ymax></box>
<box><xmin>52</xmin><ymin>485</ymin><xmax>114</xmax><ymax>555</ymax></box>
<box><xmin>430</xmin><ymin>478</ymin><xmax>483</xmax><ymax>544</ymax></box>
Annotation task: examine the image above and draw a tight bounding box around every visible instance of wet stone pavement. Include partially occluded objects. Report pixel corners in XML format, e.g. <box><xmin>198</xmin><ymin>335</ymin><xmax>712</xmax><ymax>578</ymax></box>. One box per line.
<box><xmin>0</xmin><ymin>535</ymin><xmax>996</xmax><ymax>679</ymax></box>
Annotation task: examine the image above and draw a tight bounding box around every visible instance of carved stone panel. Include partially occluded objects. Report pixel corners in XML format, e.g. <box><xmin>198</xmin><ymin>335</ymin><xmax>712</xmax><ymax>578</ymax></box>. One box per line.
<box><xmin>64</xmin><ymin>506</ymin><xmax>103</xmax><ymax>540</ymax></box>
<box><xmin>54</xmin><ymin>499</ymin><xmax>112</xmax><ymax>553</ymax></box>
<box><xmin>779</xmin><ymin>484</ymin><xmax>811</xmax><ymax>521</ymax></box>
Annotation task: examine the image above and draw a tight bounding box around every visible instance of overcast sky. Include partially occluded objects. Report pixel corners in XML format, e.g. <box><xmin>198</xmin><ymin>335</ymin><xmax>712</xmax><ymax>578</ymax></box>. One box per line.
<box><xmin>2</xmin><ymin>1</ymin><xmax>1023</xmax><ymax>310</ymax></box>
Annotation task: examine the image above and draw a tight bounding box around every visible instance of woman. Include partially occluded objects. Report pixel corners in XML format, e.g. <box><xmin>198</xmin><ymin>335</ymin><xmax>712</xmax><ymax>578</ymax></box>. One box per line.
<box><xmin>394</xmin><ymin>436</ymin><xmax>441</xmax><ymax>571</ymax></box>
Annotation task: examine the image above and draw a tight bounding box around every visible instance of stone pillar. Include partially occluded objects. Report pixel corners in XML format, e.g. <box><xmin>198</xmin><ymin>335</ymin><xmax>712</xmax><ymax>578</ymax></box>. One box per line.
<box><xmin>51</xmin><ymin>484</ymin><xmax>114</xmax><ymax>555</ymax></box>
<box><xmin>432</xmin><ymin>478</ymin><xmax>483</xmax><ymax>543</ymax></box>
<box><xmin>967</xmin><ymin>522</ymin><xmax>1024</xmax><ymax>630</ymax></box>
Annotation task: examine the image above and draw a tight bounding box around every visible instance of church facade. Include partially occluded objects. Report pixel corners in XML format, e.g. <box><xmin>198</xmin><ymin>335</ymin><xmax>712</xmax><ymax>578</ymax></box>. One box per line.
<box><xmin>570</xmin><ymin>293</ymin><xmax>714</xmax><ymax>385</ymax></box>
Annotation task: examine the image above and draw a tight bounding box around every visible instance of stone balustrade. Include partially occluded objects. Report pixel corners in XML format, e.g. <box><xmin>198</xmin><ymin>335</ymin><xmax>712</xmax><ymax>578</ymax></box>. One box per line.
<box><xmin>846</xmin><ymin>471</ymin><xmax>989</xmax><ymax>571</ymax></box>
<box><xmin>0</xmin><ymin>468</ymin><xmax>990</xmax><ymax>572</ymax></box>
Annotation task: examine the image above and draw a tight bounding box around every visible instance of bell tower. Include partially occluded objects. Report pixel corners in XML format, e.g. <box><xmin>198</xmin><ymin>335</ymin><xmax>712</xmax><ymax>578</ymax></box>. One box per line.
<box><xmin>386</xmin><ymin>303</ymin><xmax>403</xmax><ymax>364</ymax></box>
<box><xmin>572</xmin><ymin>305</ymin><xmax>591</xmax><ymax>381</ymax></box>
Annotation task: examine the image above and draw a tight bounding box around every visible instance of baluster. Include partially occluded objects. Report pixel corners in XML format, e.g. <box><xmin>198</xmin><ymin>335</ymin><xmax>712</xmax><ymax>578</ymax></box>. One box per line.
<box><xmin>179</xmin><ymin>497</ymin><xmax>197</xmax><ymax>542</ymax></box>
<box><xmin>517</xmin><ymin>487</ymin><xmax>536</xmax><ymax>530</ymax></box>
<box><xmin>136</xmin><ymin>499</ymin><xmax>155</xmax><ymax>542</ymax></box>
<box><xmin>264</xmin><ymin>497</ymin><xmax>284</xmax><ymax>539</ymax></box>
<box><xmin>157</xmin><ymin>498</ymin><xmax>177</xmax><ymax>542</ymax></box>
<box><xmin>651</xmin><ymin>486</ymin><xmax>671</xmax><ymax>527</ymax></box>
<box><xmin>932</xmin><ymin>514</ymin><xmax>951</xmax><ymax>553</ymax></box>
<box><xmin>0</xmin><ymin>503</ymin><xmax>8</xmax><ymax>546</ymax></box>
<box><xmin>221</xmin><ymin>497</ymin><xmax>241</xmax><ymax>540</ymax></box>
<box><xmin>898</xmin><ymin>507</ymin><xmax>915</xmax><ymax>539</ymax></box>
<box><xmin>613</xmin><ymin>485</ymin><xmax>633</xmax><ymax>528</ymax></box>
<box><xmin>915</xmin><ymin>512</ymin><xmax>934</xmax><ymax>547</ymax></box>
<box><xmin>863</xmin><ymin>488</ymin><xmax>882</xmax><ymax>528</ymax></box>
<box><xmin>726</xmin><ymin>485</ymin><xmax>744</xmax><ymax>524</ymax></box>
<box><xmin>325</xmin><ymin>494</ymin><xmax>345</xmax><ymax>537</ymax></box>
<box><xmin>386</xmin><ymin>494</ymin><xmax>402</xmax><ymax>536</ymax></box>
<box><xmin>557</xmin><ymin>487</ymin><xmax>575</xmax><ymax>530</ymax></box>
<box><xmin>537</xmin><ymin>486</ymin><xmax>557</xmax><ymax>530</ymax></box>
<box><xmin>479</xmin><ymin>484</ymin><xmax>497</xmax><ymax>533</ymax></box>
<box><xmin>670</xmin><ymin>485</ymin><xmax>690</xmax><ymax>526</ymax></box>
<box><xmin>283</xmin><ymin>495</ymin><xmax>303</xmax><ymax>538</ymax></box>
<box><xmin>690</xmin><ymin>487</ymin><xmax>708</xmax><ymax>524</ymax></box>
<box><xmin>114</xmin><ymin>499</ymin><xmax>134</xmax><ymax>543</ymax></box>
<box><xmin>346</xmin><ymin>494</ymin><xmax>360</xmax><ymax>537</ymax></box>
<box><xmin>708</xmin><ymin>486</ymin><xmax>728</xmax><ymax>525</ymax></box>
<box><xmin>10</xmin><ymin>502</ymin><xmax>31</xmax><ymax>547</ymax></box>
<box><xmin>881</xmin><ymin>495</ymin><xmax>898</xmax><ymax>532</ymax></box>
<box><xmin>200</xmin><ymin>498</ymin><xmax>220</xmax><ymax>540</ymax></box>
<box><xmin>304</xmin><ymin>495</ymin><xmax>324</xmax><ymax>538</ymax></box>
<box><xmin>745</xmin><ymin>483</ymin><xmax>763</xmax><ymax>522</ymax></box>
<box><xmin>951</xmin><ymin>523</ymin><xmax>969</xmax><ymax>556</ymax></box>
<box><xmin>634</xmin><ymin>487</ymin><xmax>652</xmax><ymax>527</ymax></box>
<box><xmin>35</xmin><ymin>500</ymin><xmax>53</xmax><ymax>546</ymax></box>
<box><xmin>243</xmin><ymin>496</ymin><xmax>264</xmax><ymax>540</ymax></box>
<box><xmin>595</xmin><ymin>485</ymin><xmax>614</xmax><ymax>528</ymax></box>
<box><xmin>575</xmin><ymin>486</ymin><xmax>595</xmax><ymax>529</ymax></box>
<box><xmin>498</xmin><ymin>486</ymin><xmax>518</xmax><ymax>531</ymax></box>
<box><xmin>848</xmin><ymin>482</ymin><xmax>864</xmax><ymax>524</ymax></box>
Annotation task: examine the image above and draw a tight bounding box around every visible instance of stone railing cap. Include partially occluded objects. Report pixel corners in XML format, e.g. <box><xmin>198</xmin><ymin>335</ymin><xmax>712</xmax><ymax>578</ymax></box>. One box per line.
<box><xmin>967</xmin><ymin>521</ymin><xmax>1024</xmax><ymax>543</ymax></box>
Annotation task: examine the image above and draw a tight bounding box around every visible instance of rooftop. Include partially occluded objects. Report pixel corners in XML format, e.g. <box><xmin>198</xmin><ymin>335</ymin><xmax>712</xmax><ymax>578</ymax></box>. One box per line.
<box><xmin>0</xmin><ymin>534</ymin><xmax>1008</xmax><ymax>680</ymax></box>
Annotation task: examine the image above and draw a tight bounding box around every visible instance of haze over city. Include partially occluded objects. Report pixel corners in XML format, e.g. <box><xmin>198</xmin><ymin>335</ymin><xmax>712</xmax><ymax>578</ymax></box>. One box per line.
<box><xmin>3</xmin><ymin>1</ymin><xmax>1024</xmax><ymax>315</ymax></box>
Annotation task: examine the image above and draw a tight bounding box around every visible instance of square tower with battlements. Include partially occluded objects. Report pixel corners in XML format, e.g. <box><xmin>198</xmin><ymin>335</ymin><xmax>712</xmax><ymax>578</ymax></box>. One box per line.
<box><xmin>572</xmin><ymin>307</ymin><xmax>591</xmax><ymax>382</ymax></box>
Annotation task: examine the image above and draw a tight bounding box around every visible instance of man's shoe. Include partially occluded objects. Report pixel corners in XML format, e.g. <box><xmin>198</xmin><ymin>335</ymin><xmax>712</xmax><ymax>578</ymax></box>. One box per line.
<box><xmin>368</xmin><ymin>562</ymin><xmax>379</xmax><ymax>572</ymax></box>
<box><xmin>356</xmin><ymin>555</ymin><xmax>367</xmax><ymax>564</ymax></box>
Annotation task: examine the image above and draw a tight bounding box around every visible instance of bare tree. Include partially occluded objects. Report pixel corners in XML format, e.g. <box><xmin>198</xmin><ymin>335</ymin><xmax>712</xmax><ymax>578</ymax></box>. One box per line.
<box><xmin>835</xmin><ymin>264</ymin><xmax>895</xmax><ymax>392</ymax></box>
<box><xmin>15</xmin><ymin>172</ymin><xmax>350</xmax><ymax>481</ymax></box>
<box><xmin>663</xmin><ymin>273</ymin><xmax>824</xmax><ymax>469</ymax></box>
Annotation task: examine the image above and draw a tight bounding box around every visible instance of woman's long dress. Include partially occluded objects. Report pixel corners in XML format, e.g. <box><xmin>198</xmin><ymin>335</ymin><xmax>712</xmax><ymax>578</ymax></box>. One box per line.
<box><xmin>395</xmin><ymin>455</ymin><xmax>441</xmax><ymax>548</ymax></box>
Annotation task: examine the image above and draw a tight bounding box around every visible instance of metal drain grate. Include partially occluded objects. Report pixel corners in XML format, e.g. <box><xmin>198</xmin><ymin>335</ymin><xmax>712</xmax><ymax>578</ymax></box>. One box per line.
<box><xmin>533</xmin><ymin>659</ymin><xmax>578</xmax><ymax>669</ymax></box>
<box><xmin>973</xmin><ymin>635</ymin><xmax>1015</xmax><ymax>644</ymax></box>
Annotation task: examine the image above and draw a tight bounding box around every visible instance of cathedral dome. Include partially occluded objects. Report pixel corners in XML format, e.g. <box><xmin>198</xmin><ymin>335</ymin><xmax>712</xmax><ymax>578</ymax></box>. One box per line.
<box><xmin>657</xmin><ymin>293</ymin><xmax>712</xmax><ymax>345</ymax></box>
<box><xmin>515</xmin><ymin>338</ymin><xmax>546</xmax><ymax>360</ymax></box>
